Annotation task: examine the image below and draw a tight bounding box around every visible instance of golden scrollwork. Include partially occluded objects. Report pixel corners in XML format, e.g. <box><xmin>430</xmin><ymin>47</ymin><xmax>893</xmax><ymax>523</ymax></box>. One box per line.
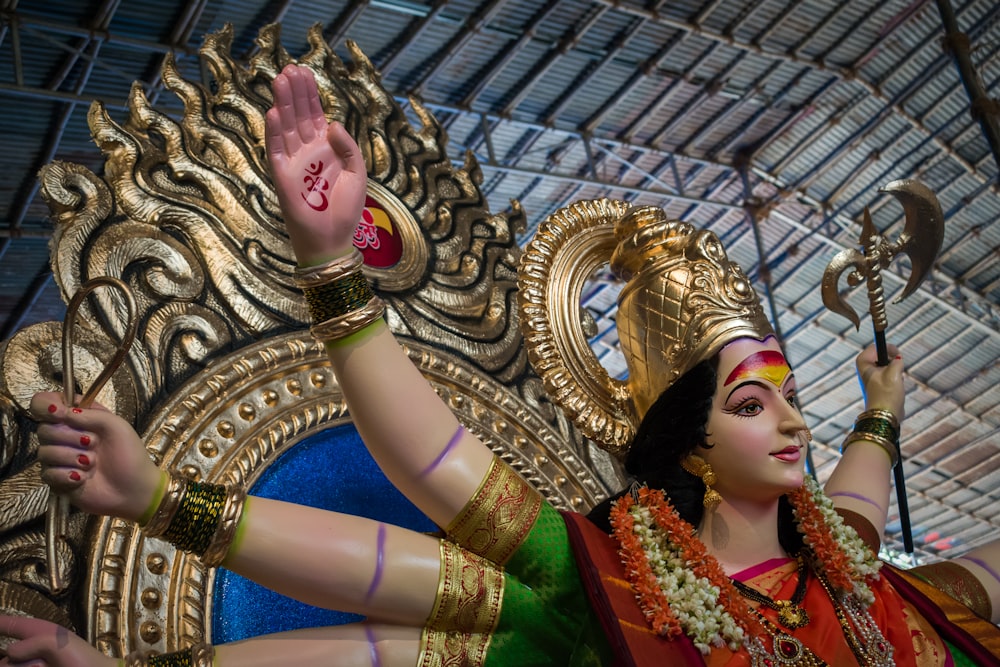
<box><xmin>0</xmin><ymin>23</ymin><xmax>617</xmax><ymax>649</ymax></box>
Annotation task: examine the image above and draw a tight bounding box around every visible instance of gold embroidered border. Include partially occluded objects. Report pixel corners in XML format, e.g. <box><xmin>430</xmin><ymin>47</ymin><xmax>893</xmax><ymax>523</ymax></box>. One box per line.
<box><xmin>417</xmin><ymin>630</ymin><xmax>492</xmax><ymax>667</ymax></box>
<box><xmin>445</xmin><ymin>457</ymin><xmax>542</xmax><ymax>565</ymax></box>
<box><xmin>911</xmin><ymin>560</ymin><xmax>993</xmax><ymax>621</ymax></box>
<box><xmin>426</xmin><ymin>540</ymin><xmax>504</xmax><ymax>635</ymax></box>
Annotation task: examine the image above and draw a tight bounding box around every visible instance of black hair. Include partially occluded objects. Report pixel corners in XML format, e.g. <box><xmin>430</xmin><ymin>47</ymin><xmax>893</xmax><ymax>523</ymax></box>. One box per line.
<box><xmin>587</xmin><ymin>355</ymin><xmax>804</xmax><ymax>555</ymax></box>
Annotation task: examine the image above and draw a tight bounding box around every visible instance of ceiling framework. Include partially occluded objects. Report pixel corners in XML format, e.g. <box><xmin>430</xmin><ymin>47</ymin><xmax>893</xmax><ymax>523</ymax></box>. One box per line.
<box><xmin>0</xmin><ymin>0</ymin><xmax>998</xmax><ymax>563</ymax></box>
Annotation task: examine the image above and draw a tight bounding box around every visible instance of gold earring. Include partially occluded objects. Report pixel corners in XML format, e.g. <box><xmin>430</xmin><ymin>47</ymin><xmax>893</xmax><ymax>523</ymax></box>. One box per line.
<box><xmin>805</xmin><ymin>429</ymin><xmax>813</xmax><ymax>443</ymax></box>
<box><xmin>681</xmin><ymin>454</ymin><xmax>722</xmax><ymax>510</ymax></box>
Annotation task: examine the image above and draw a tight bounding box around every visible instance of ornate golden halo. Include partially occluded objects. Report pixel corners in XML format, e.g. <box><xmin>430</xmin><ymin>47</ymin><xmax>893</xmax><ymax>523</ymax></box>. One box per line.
<box><xmin>518</xmin><ymin>198</ymin><xmax>635</xmax><ymax>456</ymax></box>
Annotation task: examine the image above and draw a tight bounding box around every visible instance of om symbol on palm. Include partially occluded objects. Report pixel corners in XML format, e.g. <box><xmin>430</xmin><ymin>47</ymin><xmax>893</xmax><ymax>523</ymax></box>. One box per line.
<box><xmin>301</xmin><ymin>161</ymin><xmax>330</xmax><ymax>211</ymax></box>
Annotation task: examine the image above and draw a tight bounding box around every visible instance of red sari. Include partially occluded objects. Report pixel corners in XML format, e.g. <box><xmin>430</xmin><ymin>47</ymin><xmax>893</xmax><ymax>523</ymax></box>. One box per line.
<box><xmin>562</xmin><ymin>512</ymin><xmax>1000</xmax><ymax>667</ymax></box>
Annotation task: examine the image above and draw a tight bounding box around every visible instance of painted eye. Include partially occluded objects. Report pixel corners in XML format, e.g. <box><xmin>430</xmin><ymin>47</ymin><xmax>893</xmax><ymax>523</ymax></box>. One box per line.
<box><xmin>738</xmin><ymin>403</ymin><xmax>762</xmax><ymax>416</ymax></box>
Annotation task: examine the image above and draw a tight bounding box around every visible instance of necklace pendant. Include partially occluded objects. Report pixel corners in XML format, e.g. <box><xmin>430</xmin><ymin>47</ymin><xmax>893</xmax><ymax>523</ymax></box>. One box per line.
<box><xmin>776</xmin><ymin>601</ymin><xmax>810</xmax><ymax>629</ymax></box>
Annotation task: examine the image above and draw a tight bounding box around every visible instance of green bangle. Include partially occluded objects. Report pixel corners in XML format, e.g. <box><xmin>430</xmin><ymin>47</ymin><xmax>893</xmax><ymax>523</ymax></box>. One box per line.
<box><xmin>301</xmin><ymin>271</ymin><xmax>376</xmax><ymax>323</ymax></box>
<box><xmin>162</xmin><ymin>480</ymin><xmax>227</xmax><ymax>556</ymax></box>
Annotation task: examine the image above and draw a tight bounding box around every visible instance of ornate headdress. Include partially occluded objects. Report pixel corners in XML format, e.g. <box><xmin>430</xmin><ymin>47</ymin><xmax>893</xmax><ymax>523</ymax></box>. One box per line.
<box><xmin>518</xmin><ymin>199</ymin><xmax>773</xmax><ymax>456</ymax></box>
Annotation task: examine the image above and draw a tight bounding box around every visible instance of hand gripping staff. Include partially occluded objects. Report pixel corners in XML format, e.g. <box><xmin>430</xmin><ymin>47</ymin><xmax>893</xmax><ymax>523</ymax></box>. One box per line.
<box><xmin>47</xmin><ymin>277</ymin><xmax>138</xmax><ymax>593</ymax></box>
<box><xmin>821</xmin><ymin>180</ymin><xmax>945</xmax><ymax>555</ymax></box>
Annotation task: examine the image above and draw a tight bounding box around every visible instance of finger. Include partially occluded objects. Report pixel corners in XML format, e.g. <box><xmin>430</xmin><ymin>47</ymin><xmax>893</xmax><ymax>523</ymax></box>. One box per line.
<box><xmin>307</xmin><ymin>73</ymin><xmax>327</xmax><ymax>136</ymax></box>
<box><xmin>28</xmin><ymin>393</ymin><xmax>67</xmax><ymax>423</ymax></box>
<box><xmin>39</xmin><ymin>463</ymin><xmax>87</xmax><ymax>492</ymax></box>
<box><xmin>6</xmin><ymin>634</ymin><xmax>54</xmax><ymax>662</ymax></box>
<box><xmin>57</xmin><ymin>404</ymin><xmax>119</xmax><ymax>436</ymax></box>
<box><xmin>0</xmin><ymin>616</ymin><xmax>60</xmax><ymax>641</ymax></box>
<box><xmin>265</xmin><ymin>108</ymin><xmax>286</xmax><ymax>164</ymax></box>
<box><xmin>272</xmin><ymin>74</ymin><xmax>302</xmax><ymax>156</ymax></box>
<box><xmin>288</xmin><ymin>66</ymin><xmax>319</xmax><ymax>145</ymax></box>
<box><xmin>327</xmin><ymin>122</ymin><xmax>365</xmax><ymax>174</ymax></box>
<box><xmin>38</xmin><ymin>441</ymin><xmax>92</xmax><ymax>472</ymax></box>
<box><xmin>36</xmin><ymin>422</ymin><xmax>91</xmax><ymax>451</ymax></box>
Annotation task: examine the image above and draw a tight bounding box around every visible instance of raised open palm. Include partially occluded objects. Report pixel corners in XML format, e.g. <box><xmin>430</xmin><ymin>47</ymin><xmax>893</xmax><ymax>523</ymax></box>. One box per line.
<box><xmin>265</xmin><ymin>64</ymin><xmax>368</xmax><ymax>267</ymax></box>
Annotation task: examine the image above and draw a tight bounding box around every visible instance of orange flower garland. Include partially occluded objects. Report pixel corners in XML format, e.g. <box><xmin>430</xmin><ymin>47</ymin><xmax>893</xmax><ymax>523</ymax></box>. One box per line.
<box><xmin>610</xmin><ymin>477</ymin><xmax>879</xmax><ymax>654</ymax></box>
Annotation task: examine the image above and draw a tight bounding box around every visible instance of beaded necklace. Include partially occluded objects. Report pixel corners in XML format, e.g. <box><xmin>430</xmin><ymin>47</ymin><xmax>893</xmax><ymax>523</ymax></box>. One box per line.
<box><xmin>609</xmin><ymin>476</ymin><xmax>887</xmax><ymax>661</ymax></box>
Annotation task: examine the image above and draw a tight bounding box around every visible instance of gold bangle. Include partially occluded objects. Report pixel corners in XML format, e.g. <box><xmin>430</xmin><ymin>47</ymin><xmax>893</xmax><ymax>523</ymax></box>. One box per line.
<box><xmin>142</xmin><ymin>473</ymin><xmax>187</xmax><ymax>538</ymax></box>
<box><xmin>162</xmin><ymin>479</ymin><xmax>228</xmax><ymax>556</ymax></box>
<box><xmin>842</xmin><ymin>430</ymin><xmax>899</xmax><ymax>467</ymax></box>
<box><xmin>292</xmin><ymin>249</ymin><xmax>363</xmax><ymax>287</ymax></box>
<box><xmin>201</xmin><ymin>485</ymin><xmax>248</xmax><ymax>567</ymax></box>
<box><xmin>857</xmin><ymin>408</ymin><xmax>899</xmax><ymax>433</ymax></box>
<box><xmin>310</xmin><ymin>296</ymin><xmax>386</xmax><ymax>342</ymax></box>
<box><xmin>301</xmin><ymin>271</ymin><xmax>376</xmax><ymax>323</ymax></box>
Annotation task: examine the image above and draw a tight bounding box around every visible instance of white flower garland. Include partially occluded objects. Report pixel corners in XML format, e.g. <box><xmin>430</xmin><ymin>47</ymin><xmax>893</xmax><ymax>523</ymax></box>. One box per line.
<box><xmin>621</xmin><ymin>477</ymin><xmax>881</xmax><ymax>654</ymax></box>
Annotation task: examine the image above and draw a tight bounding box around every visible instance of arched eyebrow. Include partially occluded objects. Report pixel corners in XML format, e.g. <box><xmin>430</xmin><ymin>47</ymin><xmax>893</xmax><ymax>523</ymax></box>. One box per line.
<box><xmin>726</xmin><ymin>379</ymin><xmax>767</xmax><ymax>403</ymax></box>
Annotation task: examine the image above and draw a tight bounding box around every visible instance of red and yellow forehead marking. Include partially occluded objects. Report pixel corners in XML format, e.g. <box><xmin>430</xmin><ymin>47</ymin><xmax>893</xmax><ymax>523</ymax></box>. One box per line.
<box><xmin>724</xmin><ymin>350</ymin><xmax>791</xmax><ymax>388</ymax></box>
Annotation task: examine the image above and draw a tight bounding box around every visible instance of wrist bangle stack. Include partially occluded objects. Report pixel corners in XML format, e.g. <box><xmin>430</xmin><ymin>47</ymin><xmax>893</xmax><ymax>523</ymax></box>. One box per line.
<box><xmin>142</xmin><ymin>472</ymin><xmax>246</xmax><ymax>568</ymax></box>
<box><xmin>842</xmin><ymin>408</ymin><xmax>901</xmax><ymax>467</ymax></box>
<box><xmin>294</xmin><ymin>248</ymin><xmax>385</xmax><ymax>342</ymax></box>
<box><xmin>124</xmin><ymin>643</ymin><xmax>214</xmax><ymax>667</ymax></box>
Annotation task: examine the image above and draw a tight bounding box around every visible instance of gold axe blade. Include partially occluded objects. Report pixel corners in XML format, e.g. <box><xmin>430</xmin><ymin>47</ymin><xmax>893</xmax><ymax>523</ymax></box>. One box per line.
<box><xmin>821</xmin><ymin>179</ymin><xmax>944</xmax><ymax>333</ymax></box>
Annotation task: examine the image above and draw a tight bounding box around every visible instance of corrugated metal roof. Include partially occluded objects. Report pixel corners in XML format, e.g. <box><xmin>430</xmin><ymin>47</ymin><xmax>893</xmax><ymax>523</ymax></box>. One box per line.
<box><xmin>1</xmin><ymin>0</ymin><xmax>998</xmax><ymax>564</ymax></box>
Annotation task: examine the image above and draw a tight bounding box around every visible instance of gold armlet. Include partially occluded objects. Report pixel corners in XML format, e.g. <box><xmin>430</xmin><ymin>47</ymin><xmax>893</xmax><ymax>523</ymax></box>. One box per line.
<box><xmin>427</xmin><ymin>541</ymin><xmax>504</xmax><ymax>634</ymax></box>
<box><xmin>419</xmin><ymin>541</ymin><xmax>502</xmax><ymax>667</ymax></box>
<box><xmin>445</xmin><ymin>457</ymin><xmax>542</xmax><ymax>565</ymax></box>
<box><xmin>124</xmin><ymin>643</ymin><xmax>214</xmax><ymax>667</ymax></box>
<box><xmin>418</xmin><ymin>630</ymin><xmax>491</xmax><ymax>667</ymax></box>
<box><xmin>142</xmin><ymin>472</ymin><xmax>246</xmax><ymax>567</ymax></box>
<box><xmin>911</xmin><ymin>561</ymin><xmax>993</xmax><ymax>621</ymax></box>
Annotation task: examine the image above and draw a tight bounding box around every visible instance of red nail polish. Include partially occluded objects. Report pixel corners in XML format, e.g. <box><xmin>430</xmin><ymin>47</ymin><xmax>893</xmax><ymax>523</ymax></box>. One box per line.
<box><xmin>69</xmin><ymin>471</ymin><xmax>81</xmax><ymax>481</ymax></box>
<box><xmin>72</xmin><ymin>408</ymin><xmax>83</xmax><ymax>414</ymax></box>
<box><xmin>78</xmin><ymin>454</ymin><xmax>89</xmax><ymax>466</ymax></box>
<box><xmin>48</xmin><ymin>404</ymin><xmax>57</xmax><ymax>413</ymax></box>
<box><xmin>80</xmin><ymin>435</ymin><xmax>91</xmax><ymax>447</ymax></box>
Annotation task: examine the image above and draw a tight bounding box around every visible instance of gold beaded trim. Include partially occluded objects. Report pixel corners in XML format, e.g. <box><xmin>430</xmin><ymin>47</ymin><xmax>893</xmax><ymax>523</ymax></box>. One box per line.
<box><xmin>445</xmin><ymin>458</ymin><xmax>542</xmax><ymax>566</ymax></box>
<box><xmin>292</xmin><ymin>248</ymin><xmax>364</xmax><ymax>287</ymax></box>
<box><xmin>417</xmin><ymin>629</ymin><xmax>492</xmax><ymax>667</ymax></box>
<box><xmin>310</xmin><ymin>295</ymin><xmax>386</xmax><ymax>342</ymax></box>
<box><xmin>124</xmin><ymin>644</ymin><xmax>213</xmax><ymax>667</ymax></box>
<box><xmin>913</xmin><ymin>560</ymin><xmax>993</xmax><ymax>622</ymax></box>
<box><xmin>426</xmin><ymin>540</ymin><xmax>503</xmax><ymax>634</ymax></box>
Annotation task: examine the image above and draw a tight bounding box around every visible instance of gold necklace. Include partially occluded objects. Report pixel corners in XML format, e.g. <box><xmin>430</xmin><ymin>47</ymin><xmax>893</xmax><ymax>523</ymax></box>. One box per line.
<box><xmin>745</xmin><ymin>563</ymin><xmax>894</xmax><ymax>667</ymax></box>
<box><xmin>731</xmin><ymin>557</ymin><xmax>810</xmax><ymax>630</ymax></box>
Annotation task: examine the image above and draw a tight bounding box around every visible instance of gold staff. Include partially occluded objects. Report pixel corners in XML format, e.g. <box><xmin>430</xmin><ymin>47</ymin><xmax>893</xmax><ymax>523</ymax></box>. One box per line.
<box><xmin>821</xmin><ymin>180</ymin><xmax>945</xmax><ymax>554</ymax></box>
<box><xmin>47</xmin><ymin>277</ymin><xmax>138</xmax><ymax>593</ymax></box>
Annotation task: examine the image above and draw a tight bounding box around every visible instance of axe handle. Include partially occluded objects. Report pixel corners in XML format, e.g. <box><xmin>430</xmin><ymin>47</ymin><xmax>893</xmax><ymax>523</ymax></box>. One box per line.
<box><xmin>873</xmin><ymin>326</ymin><xmax>915</xmax><ymax>554</ymax></box>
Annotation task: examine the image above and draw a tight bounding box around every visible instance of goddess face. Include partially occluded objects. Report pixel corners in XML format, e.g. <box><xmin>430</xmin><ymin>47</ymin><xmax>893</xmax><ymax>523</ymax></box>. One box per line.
<box><xmin>700</xmin><ymin>336</ymin><xmax>809</xmax><ymax>507</ymax></box>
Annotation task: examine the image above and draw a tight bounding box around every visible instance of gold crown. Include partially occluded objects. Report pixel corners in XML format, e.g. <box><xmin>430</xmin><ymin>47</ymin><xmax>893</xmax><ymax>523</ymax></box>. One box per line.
<box><xmin>611</xmin><ymin>205</ymin><xmax>773</xmax><ymax>422</ymax></box>
<box><xmin>518</xmin><ymin>199</ymin><xmax>773</xmax><ymax>455</ymax></box>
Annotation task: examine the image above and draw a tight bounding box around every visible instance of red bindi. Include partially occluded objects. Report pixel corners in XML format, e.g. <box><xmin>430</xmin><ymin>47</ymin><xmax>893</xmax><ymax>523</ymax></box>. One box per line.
<box><xmin>48</xmin><ymin>404</ymin><xmax>57</xmax><ymax>413</ymax></box>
